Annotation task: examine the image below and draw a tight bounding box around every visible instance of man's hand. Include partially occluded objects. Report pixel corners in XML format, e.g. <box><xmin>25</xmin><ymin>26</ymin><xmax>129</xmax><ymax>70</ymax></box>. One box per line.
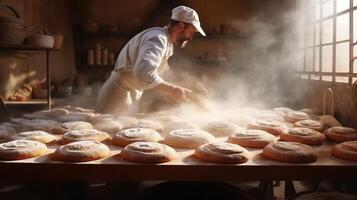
<box><xmin>171</xmin><ymin>85</ymin><xmax>192</xmax><ymax>102</ymax></box>
<box><xmin>154</xmin><ymin>82</ymin><xmax>192</xmax><ymax>103</ymax></box>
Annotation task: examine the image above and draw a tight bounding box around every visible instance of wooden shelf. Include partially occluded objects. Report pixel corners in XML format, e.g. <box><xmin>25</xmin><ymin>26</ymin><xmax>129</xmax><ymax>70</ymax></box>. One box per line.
<box><xmin>0</xmin><ymin>43</ymin><xmax>62</xmax><ymax>51</ymax></box>
<box><xmin>4</xmin><ymin>99</ymin><xmax>51</xmax><ymax>105</ymax></box>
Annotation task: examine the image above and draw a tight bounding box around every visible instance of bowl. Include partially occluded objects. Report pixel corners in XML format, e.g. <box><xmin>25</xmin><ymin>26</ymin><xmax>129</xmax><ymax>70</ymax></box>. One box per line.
<box><xmin>26</xmin><ymin>34</ymin><xmax>54</xmax><ymax>48</ymax></box>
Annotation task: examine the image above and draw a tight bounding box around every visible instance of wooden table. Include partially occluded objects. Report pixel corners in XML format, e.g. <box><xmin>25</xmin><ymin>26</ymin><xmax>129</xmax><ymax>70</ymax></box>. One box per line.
<box><xmin>1</xmin><ymin>140</ymin><xmax>356</xmax><ymax>182</ymax></box>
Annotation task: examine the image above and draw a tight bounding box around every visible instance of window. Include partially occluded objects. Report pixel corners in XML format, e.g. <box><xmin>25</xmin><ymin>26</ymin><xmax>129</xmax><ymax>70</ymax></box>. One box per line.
<box><xmin>297</xmin><ymin>0</ymin><xmax>357</xmax><ymax>84</ymax></box>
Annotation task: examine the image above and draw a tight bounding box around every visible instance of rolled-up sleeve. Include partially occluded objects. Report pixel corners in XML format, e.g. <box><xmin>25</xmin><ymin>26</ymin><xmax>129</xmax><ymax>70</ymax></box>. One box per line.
<box><xmin>133</xmin><ymin>34</ymin><xmax>167</xmax><ymax>90</ymax></box>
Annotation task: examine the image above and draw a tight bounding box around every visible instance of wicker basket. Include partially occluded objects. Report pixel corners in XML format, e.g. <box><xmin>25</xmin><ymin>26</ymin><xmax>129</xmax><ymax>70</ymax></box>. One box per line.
<box><xmin>0</xmin><ymin>4</ymin><xmax>27</xmax><ymax>44</ymax></box>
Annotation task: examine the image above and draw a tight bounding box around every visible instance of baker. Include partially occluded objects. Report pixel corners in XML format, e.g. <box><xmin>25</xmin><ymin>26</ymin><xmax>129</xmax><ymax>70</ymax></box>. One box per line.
<box><xmin>96</xmin><ymin>5</ymin><xmax>206</xmax><ymax>114</ymax></box>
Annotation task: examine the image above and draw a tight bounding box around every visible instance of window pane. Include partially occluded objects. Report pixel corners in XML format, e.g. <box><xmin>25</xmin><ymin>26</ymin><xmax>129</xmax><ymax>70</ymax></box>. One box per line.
<box><xmin>315</xmin><ymin>23</ymin><xmax>320</xmax><ymax>45</ymax></box>
<box><xmin>311</xmin><ymin>74</ymin><xmax>320</xmax><ymax>80</ymax></box>
<box><xmin>336</xmin><ymin>76</ymin><xmax>349</xmax><ymax>83</ymax></box>
<box><xmin>305</xmin><ymin>25</ymin><xmax>314</xmax><ymax>47</ymax></box>
<box><xmin>305</xmin><ymin>48</ymin><xmax>314</xmax><ymax>71</ymax></box>
<box><xmin>336</xmin><ymin>13</ymin><xmax>350</xmax><ymax>41</ymax></box>
<box><xmin>322</xmin><ymin>45</ymin><xmax>333</xmax><ymax>72</ymax></box>
<box><xmin>296</xmin><ymin>50</ymin><xmax>304</xmax><ymax>71</ymax></box>
<box><xmin>322</xmin><ymin>19</ymin><xmax>333</xmax><ymax>44</ymax></box>
<box><xmin>315</xmin><ymin>47</ymin><xmax>320</xmax><ymax>72</ymax></box>
<box><xmin>337</xmin><ymin>0</ymin><xmax>350</xmax><ymax>13</ymax></box>
<box><xmin>322</xmin><ymin>0</ymin><xmax>333</xmax><ymax>18</ymax></box>
<box><xmin>354</xmin><ymin>0</ymin><xmax>357</xmax><ymax>6</ymax></box>
<box><xmin>301</xmin><ymin>74</ymin><xmax>309</xmax><ymax>79</ymax></box>
<box><xmin>336</xmin><ymin>42</ymin><xmax>350</xmax><ymax>72</ymax></box>
<box><xmin>322</xmin><ymin>76</ymin><xmax>333</xmax><ymax>81</ymax></box>
<box><xmin>315</xmin><ymin>3</ymin><xmax>321</xmax><ymax>20</ymax></box>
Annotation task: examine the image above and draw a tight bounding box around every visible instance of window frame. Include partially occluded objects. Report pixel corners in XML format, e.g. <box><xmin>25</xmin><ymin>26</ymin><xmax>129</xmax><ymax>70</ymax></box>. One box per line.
<box><xmin>297</xmin><ymin>0</ymin><xmax>356</xmax><ymax>85</ymax></box>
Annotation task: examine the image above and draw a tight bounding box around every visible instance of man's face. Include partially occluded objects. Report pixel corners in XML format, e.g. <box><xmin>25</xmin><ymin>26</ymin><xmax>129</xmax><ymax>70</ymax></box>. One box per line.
<box><xmin>177</xmin><ymin>23</ymin><xmax>196</xmax><ymax>47</ymax></box>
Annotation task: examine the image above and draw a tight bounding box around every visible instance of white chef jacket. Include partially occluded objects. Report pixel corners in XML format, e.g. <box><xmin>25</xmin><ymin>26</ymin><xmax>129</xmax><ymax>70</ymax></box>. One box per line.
<box><xmin>96</xmin><ymin>26</ymin><xmax>174</xmax><ymax>114</ymax></box>
<box><xmin>114</xmin><ymin>26</ymin><xmax>174</xmax><ymax>90</ymax></box>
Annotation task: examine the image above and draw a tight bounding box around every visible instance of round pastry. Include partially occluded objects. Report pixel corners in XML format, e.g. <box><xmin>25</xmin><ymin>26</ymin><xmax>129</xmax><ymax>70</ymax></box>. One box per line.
<box><xmin>247</xmin><ymin>119</ymin><xmax>288</xmax><ymax>135</ymax></box>
<box><xmin>149</xmin><ymin>115</ymin><xmax>182</xmax><ymax>127</ymax></box>
<box><xmin>121</xmin><ymin>142</ymin><xmax>177</xmax><ymax>163</ymax></box>
<box><xmin>12</xmin><ymin>131</ymin><xmax>56</xmax><ymax>144</ymax></box>
<box><xmin>226</xmin><ymin>115</ymin><xmax>255</xmax><ymax>128</ymax></box>
<box><xmin>273</xmin><ymin>107</ymin><xmax>294</xmax><ymax>115</ymax></box>
<box><xmin>53</xmin><ymin>121</ymin><xmax>94</xmax><ymax>135</ymax></box>
<box><xmin>112</xmin><ymin>128</ymin><xmax>162</xmax><ymax>147</ymax></box>
<box><xmin>280</xmin><ymin>128</ymin><xmax>325</xmax><ymax>146</ymax></box>
<box><xmin>163</xmin><ymin>129</ymin><xmax>215</xmax><ymax>149</ymax></box>
<box><xmin>228</xmin><ymin>129</ymin><xmax>277</xmax><ymax>148</ymax></box>
<box><xmin>0</xmin><ymin>125</ymin><xmax>16</xmax><ymax>142</ymax></box>
<box><xmin>53</xmin><ymin>141</ymin><xmax>110</xmax><ymax>162</ymax></box>
<box><xmin>262</xmin><ymin>141</ymin><xmax>317</xmax><ymax>163</ymax></box>
<box><xmin>163</xmin><ymin>120</ymin><xmax>198</xmax><ymax>134</ymax></box>
<box><xmin>331</xmin><ymin>141</ymin><xmax>357</xmax><ymax>161</ymax></box>
<box><xmin>324</xmin><ymin>127</ymin><xmax>357</xmax><ymax>143</ymax></box>
<box><xmin>125</xmin><ymin>120</ymin><xmax>163</xmax><ymax>132</ymax></box>
<box><xmin>257</xmin><ymin>110</ymin><xmax>285</xmax><ymax>121</ymax></box>
<box><xmin>57</xmin><ymin>112</ymin><xmax>95</xmax><ymax>122</ymax></box>
<box><xmin>300</xmin><ymin>108</ymin><xmax>322</xmax><ymax>116</ymax></box>
<box><xmin>202</xmin><ymin>120</ymin><xmax>238</xmax><ymax>137</ymax></box>
<box><xmin>15</xmin><ymin>119</ymin><xmax>66</xmax><ymax>135</ymax></box>
<box><xmin>93</xmin><ymin>119</ymin><xmax>123</xmax><ymax>134</ymax></box>
<box><xmin>194</xmin><ymin>142</ymin><xmax>249</xmax><ymax>164</ymax></box>
<box><xmin>294</xmin><ymin>119</ymin><xmax>325</xmax><ymax>132</ymax></box>
<box><xmin>0</xmin><ymin>140</ymin><xmax>47</xmax><ymax>160</ymax></box>
<box><xmin>62</xmin><ymin>129</ymin><xmax>111</xmax><ymax>144</ymax></box>
<box><xmin>61</xmin><ymin>106</ymin><xmax>94</xmax><ymax>113</ymax></box>
<box><xmin>23</xmin><ymin>109</ymin><xmax>69</xmax><ymax>120</ymax></box>
<box><xmin>283</xmin><ymin>111</ymin><xmax>311</xmax><ymax>123</ymax></box>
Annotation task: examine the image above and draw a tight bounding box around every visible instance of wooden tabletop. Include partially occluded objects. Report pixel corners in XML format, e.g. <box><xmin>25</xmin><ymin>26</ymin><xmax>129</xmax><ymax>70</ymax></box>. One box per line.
<box><xmin>1</xmin><ymin>139</ymin><xmax>356</xmax><ymax>182</ymax></box>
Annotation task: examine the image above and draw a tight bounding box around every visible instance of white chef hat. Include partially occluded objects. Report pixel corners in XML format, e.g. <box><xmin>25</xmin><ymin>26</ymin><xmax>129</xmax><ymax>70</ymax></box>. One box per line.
<box><xmin>171</xmin><ymin>6</ymin><xmax>206</xmax><ymax>36</ymax></box>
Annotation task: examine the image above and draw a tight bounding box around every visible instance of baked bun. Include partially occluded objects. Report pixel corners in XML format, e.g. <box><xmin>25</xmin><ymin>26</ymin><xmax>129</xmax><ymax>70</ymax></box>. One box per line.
<box><xmin>125</xmin><ymin>120</ymin><xmax>163</xmax><ymax>132</ymax></box>
<box><xmin>202</xmin><ymin>120</ymin><xmax>238</xmax><ymax>137</ymax></box>
<box><xmin>262</xmin><ymin>141</ymin><xmax>317</xmax><ymax>163</ymax></box>
<box><xmin>294</xmin><ymin>119</ymin><xmax>325</xmax><ymax>132</ymax></box>
<box><xmin>57</xmin><ymin>112</ymin><xmax>95</xmax><ymax>122</ymax></box>
<box><xmin>23</xmin><ymin>108</ymin><xmax>69</xmax><ymax>120</ymax></box>
<box><xmin>331</xmin><ymin>141</ymin><xmax>357</xmax><ymax>161</ymax></box>
<box><xmin>280</xmin><ymin>127</ymin><xmax>325</xmax><ymax>146</ymax></box>
<box><xmin>62</xmin><ymin>129</ymin><xmax>111</xmax><ymax>144</ymax></box>
<box><xmin>300</xmin><ymin>108</ymin><xmax>322</xmax><ymax>116</ymax></box>
<box><xmin>324</xmin><ymin>127</ymin><xmax>357</xmax><ymax>143</ymax></box>
<box><xmin>121</xmin><ymin>142</ymin><xmax>177</xmax><ymax>163</ymax></box>
<box><xmin>93</xmin><ymin>118</ymin><xmax>123</xmax><ymax>134</ymax></box>
<box><xmin>0</xmin><ymin>125</ymin><xmax>16</xmax><ymax>142</ymax></box>
<box><xmin>12</xmin><ymin>131</ymin><xmax>56</xmax><ymax>144</ymax></box>
<box><xmin>13</xmin><ymin>119</ymin><xmax>66</xmax><ymax>135</ymax></box>
<box><xmin>283</xmin><ymin>111</ymin><xmax>311</xmax><ymax>123</ymax></box>
<box><xmin>194</xmin><ymin>142</ymin><xmax>249</xmax><ymax>164</ymax></box>
<box><xmin>273</xmin><ymin>107</ymin><xmax>294</xmax><ymax>115</ymax></box>
<box><xmin>0</xmin><ymin>140</ymin><xmax>47</xmax><ymax>160</ymax></box>
<box><xmin>163</xmin><ymin>120</ymin><xmax>198</xmax><ymax>134</ymax></box>
<box><xmin>53</xmin><ymin>121</ymin><xmax>94</xmax><ymax>135</ymax></box>
<box><xmin>53</xmin><ymin>141</ymin><xmax>110</xmax><ymax>162</ymax></box>
<box><xmin>112</xmin><ymin>128</ymin><xmax>162</xmax><ymax>147</ymax></box>
<box><xmin>163</xmin><ymin>129</ymin><xmax>215</xmax><ymax>149</ymax></box>
<box><xmin>247</xmin><ymin>119</ymin><xmax>288</xmax><ymax>135</ymax></box>
<box><xmin>228</xmin><ymin>129</ymin><xmax>277</xmax><ymax>148</ymax></box>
